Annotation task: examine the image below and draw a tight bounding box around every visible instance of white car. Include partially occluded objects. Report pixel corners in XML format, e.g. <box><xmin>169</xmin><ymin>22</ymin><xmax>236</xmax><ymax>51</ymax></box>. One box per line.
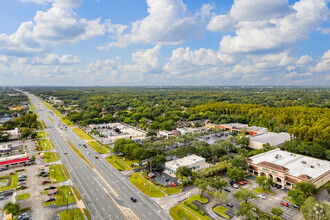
<box><xmin>232</xmin><ymin>184</ymin><xmax>238</xmax><ymax>189</ymax></box>
<box><xmin>87</xmin><ymin>152</ymin><xmax>90</xmax><ymax>155</ymax></box>
<box><xmin>258</xmin><ymin>194</ymin><xmax>266</xmax><ymax>199</ymax></box>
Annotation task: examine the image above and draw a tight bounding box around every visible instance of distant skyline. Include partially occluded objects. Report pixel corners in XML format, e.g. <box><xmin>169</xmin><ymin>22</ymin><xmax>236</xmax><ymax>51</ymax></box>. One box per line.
<box><xmin>0</xmin><ymin>0</ymin><xmax>329</xmax><ymax>86</ymax></box>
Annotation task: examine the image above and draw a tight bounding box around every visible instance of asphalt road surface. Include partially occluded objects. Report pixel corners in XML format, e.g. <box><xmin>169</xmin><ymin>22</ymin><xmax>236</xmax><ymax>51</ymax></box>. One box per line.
<box><xmin>27</xmin><ymin>93</ymin><xmax>171</xmax><ymax>220</ymax></box>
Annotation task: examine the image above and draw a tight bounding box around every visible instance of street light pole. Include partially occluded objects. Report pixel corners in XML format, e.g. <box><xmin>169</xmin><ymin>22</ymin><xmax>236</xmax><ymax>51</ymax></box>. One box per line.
<box><xmin>66</xmin><ymin>193</ymin><xmax>69</xmax><ymax>213</ymax></box>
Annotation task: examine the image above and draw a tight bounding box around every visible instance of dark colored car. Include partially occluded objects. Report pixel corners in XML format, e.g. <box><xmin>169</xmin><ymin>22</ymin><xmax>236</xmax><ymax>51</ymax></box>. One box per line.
<box><xmin>95</xmin><ymin>156</ymin><xmax>98</xmax><ymax>159</ymax></box>
<box><xmin>292</xmin><ymin>204</ymin><xmax>300</xmax><ymax>209</ymax></box>
<box><xmin>131</xmin><ymin>197</ymin><xmax>137</xmax><ymax>202</ymax></box>
<box><xmin>226</xmin><ymin>203</ymin><xmax>233</xmax><ymax>208</ymax></box>
<box><xmin>18</xmin><ymin>178</ymin><xmax>26</xmax><ymax>182</ymax></box>
<box><xmin>224</xmin><ymin>188</ymin><xmax>231</xmax><ymax>192</ymax></box>
<box><xmin>42</xmin><ymin>174</ymin><xmax>49</xmax><ymax>177</ymax></box>
<box><xmin>276</xmin><ymin>185</ymin><xmax>282</xmax><ymax>189</ymax></box>
<box><xmin>46</xmin><ymin>197</ymin><xmax>55</xmax><ymax>202</ymax></box>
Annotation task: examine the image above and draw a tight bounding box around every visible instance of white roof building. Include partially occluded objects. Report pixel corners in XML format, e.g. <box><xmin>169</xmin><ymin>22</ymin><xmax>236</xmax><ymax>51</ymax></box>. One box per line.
<box><xmin>249</xmin><ymin>132</ymin><xmax>291</xmax><ymax>149</ymax></box>
<box><xmin>164</xmin><ymin>155</ymin><xmax>209</xmax><ymax>177</ymax></box>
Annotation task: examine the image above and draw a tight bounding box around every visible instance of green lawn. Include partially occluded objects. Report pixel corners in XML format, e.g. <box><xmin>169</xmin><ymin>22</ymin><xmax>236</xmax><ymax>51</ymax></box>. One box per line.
<box><xmin>285</xmin><ymin>197</ymin><xmax>295</xmax><ymax>204</ymax></box>
<box><xmin>83</xmin><ymin>209</ymin><xmax>91</xmax><ymax>220</ymax></box>
<box><xmin>254</xmin><ymin>187</ymin><xmax>274</xmax><ymax>194</ymax></box>
<box><xmin>61</xmin><ymin>165</ymin><xmax>70</xmax><ymax>179</ymax></box>
<box><xmin>213</xmin><ymin>206</ymin><xmax>229</xmax><ymax>219</ymax></box>
<box><xmin>37</xmin><ymin>131</ymin><xmax>47</xmax><ymax>138</ymax></box>
<box><xmin>44</xmin><ymin>186</ymin><xmax>76</xmax><ymax>206</ymax></box>
<box><xmin>188</xmin><ymin>194</ymin><xmax>209</xmax><ymax>203</ymax></box>
<box><xmin>170</xmin><ymin>205</ymin><xmax>197</xmax><ymax>220</ymax></box>
<box><xmin>44</xmin><ymin>152</ymin><xmax>59</xmax><ymax>163</ymax></box>
<box><xmin>50</xmin><ymin>164</ymin><xmax>67</xmax><ymax>183</ymax></box>
<box><xmin>0</xmin><ymin>173</ymin><xmax>17</xmax><ymax>191</ymax></box>
<box><xmin>17</xmin><ymin>193</ymin><xmax>30</xmax><ymax>201</ymax></box>
<box><xmin>181</xmin><ymin>196</ymin><xmax>211</xmax><ymax>220</ymax></box>
<box><xmin>58</xmin><ymin>209</ymin><xmax>84</xmax><ymax>220</ymax></box>
<box><xmin>38</xmin><ymin>139</ymin><xmax>54</xmax><ymax>151</ymax></box>
<box><xmin>106</xmin><ymin>155</ymin><xmax>131</xmax><ymax>171</ymax></box>
<box><xmin>117</xmin><ymin>156</ymin><xmax>140</xmax><ymax>168</ymax></box>
<box><xmin>67</xmin><ymin>141</ymin><xmax>94</xmax><ymax>169</ymax></box>
<box><xmin>129</xmin><ymin>173</ymin><xmax>165</xmax><ymax>197</ymax></box>
<box><xmin>72</xmin><ymin>128</ymin><xmax>93</xmax><ymax>140</ymax></box>
<box><xmin>88</xmin><ymin>141</ymin><xmax>108</xmax><ymax>154</ymax></box>
<box><xmin>160</xmin><ymin>185</ymin><xmax>182</xmax><ymax>195</ymax></box>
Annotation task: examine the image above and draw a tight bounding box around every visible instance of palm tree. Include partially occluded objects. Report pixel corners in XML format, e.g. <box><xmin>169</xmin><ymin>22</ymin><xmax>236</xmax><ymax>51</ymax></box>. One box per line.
<box><xmin>256</xmin><ymin>175</ymin><xmax>273</xmax><ymax>191</ymax></box>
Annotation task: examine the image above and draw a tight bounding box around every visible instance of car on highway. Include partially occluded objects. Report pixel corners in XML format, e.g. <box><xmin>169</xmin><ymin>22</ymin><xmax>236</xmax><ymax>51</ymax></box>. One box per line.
<box><xmin>280</xmin><ymin>201</ymin><xmax>289</xmax><ymax>207</ymax></box>
<box><xmin>257</xmin><ymin>194</ymin><xmax>266</xmax><ymax>199</ymax></box>
<box><xmin>95</xmin><ymin>156</ymin><xmax>98</xmax><ymax>159</ymax></box>
<box><xmin>226</xmin><ymin>203</ymin><xmax>233</xmax><ymax>208</ymax></box>
<box><xmin>42</xmin><ymin>180</ymin><xmax>51</xmax><ymax>184</ymax></box>
<box><xmin>87</xmin><ymin>152</ymin><xmax>90</xmax><ymax>155</ymax></box>
<box><xmin>131</xmin><ymin>197</ymin><xmax>137</xmax><ymax>202</ymax></box>
<box><xmin>171</xmin><ymin>182</ymin><xmax>177</xmax><ymax>187</ymax></box>
<box><xmin>83</xmin><ymin>144</ymin><xmax>87</xmax><ymax>148</ymax></box>
<box><xmin>64</xmin><ymin>152</ymin><xmax>67</xmax><ymax>155</ymax></box>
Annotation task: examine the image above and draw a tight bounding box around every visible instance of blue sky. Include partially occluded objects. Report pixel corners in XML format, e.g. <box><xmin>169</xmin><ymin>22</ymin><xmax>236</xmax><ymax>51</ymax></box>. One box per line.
<box><xmin>0</xmin><ymin>0</ymin><xmax>329</xmax><ymax>86</ymax></box>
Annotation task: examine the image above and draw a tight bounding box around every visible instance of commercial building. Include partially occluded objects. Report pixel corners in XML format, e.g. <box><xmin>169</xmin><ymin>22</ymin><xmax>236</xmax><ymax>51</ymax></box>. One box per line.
<box><xmin>0</xmin><ymin>153</ymin><xmax>29</xmax><ymax>168</ymax></box>
<box><xmin>247</xmin><ymin>148</ymin><xmax>330</xmax><ymax>188</ymax></box>
<box><xmin>249</xmin><ymin>132</ymin><xmax>291</xmax><ymax>149</ymax></box>
<box><xmin>219</xmin><ymin>123</ymin><xmax>267</xmax><ymax>136</ymax></box>
<box><xmin>205</xmin><ymin>123</ymin><xmax>218</xmax><ymax>129</ymax></box>
<box><xmin>164</xmin><ymin>155</ymin><xmax>209</xmax><ymax>177</ymax></box>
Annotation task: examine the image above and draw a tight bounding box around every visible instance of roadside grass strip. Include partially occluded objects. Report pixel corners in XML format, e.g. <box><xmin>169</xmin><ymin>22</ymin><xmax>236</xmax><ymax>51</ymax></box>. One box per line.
<box><xmin>83</xmin><ymin>209</ymin><xmax>91</xmax><ymax>220</ymax></box>
<box><xmin>44</xmin><ymin>186</ymin><xmax>76</xmax><ymax>206</ymax></box>
<box><xmin>129</xmin><ymin>173</ymin><xmax>166</xmax><ymax>197</ymax></box>
<box><xmin>38</xmin><ymin>139</ymin><xmax>54</xmax><ymax>151</ymax></box>
<box><xmin>61</xmin><ymin>117</ymin><xmax>75</xmax><ymax>127</ymax></box>
<box><xmin>117</xmin><ymin>156</ymin><xmax>139</xmax><ymax>168</ymax></box>
<box><xmin>17</xmin><ymin>193</ymin><xmax>30</xmax><ymax>201</ymax></box>
<box><xmin>37</xmin><ymin>131</ymin><xmax>46</xmax><ymax>138</ymax></box>
<box><xmin>72</xmin><ymin>186</ymin><xmax>81</xmax><ymax>201</ymax></box>
<box><xmin>44</xmin><ymin>152</ymin><xmax>58</xmax><ymax>163</ymax></box>
<box><xmin>254</xmin><ymin>187</ymin><xmax>274</xmax><ymax>194</ymax></box>
<box><xmin>88</xmin><ymin>141</ymin><xmax>108</xmax><ymax>154</ymax></box>
<box><xmin>58</xmin><ymin>209</ymin><xmax>84</xmax><ymax>220</ymax></box>
<box><xmin>0</xmin><ymin>173</ymin><xmax>18</xmax><ymax>191</ymax></box>
<box><xmin>61</xmin><ymin>165</ymin><xmax>70</xmax><ymax>179</ymax></box>
<box><xmin>213</xmin><ymin>206</ymin><xmax>229</xmax><ymax>219</ymax></box>
<box><xmin>285</xmin><ymin>197</ymin><xmax>295</xmax><ymax>204</ymax></box>
<box><xmin>37</xmin><ymin>120</ymin><xmax>45</xmax><ymax>129</ymax></box>
<box><xmin>170</xmin><ymin>205</ymin><xmax>197</xmax><ymax>220</ymax></box>
<box><xmin>48</xmin><ymin>116</ymin><xmax>54</xmax><ymax>122</ymax></box>
<box><xmin>106</xmin><ymin>155</ymin><xmax>131</xmax><ymax>171</ymax></box>
<box><xmin>50</xmin><ymin>164</ymin><xmax>67</xmax><ymax>183</ymax></box>
<box><xmin>66</xmin><ymin>141</ymin><xmax>94</xmax><ymax>169</ymax></box>
<box><xmin>181</xmin><ymin>195</ymin><xmax>211</xmax><ymax>220</ymax></box>
<box><xmin>72</xmin><ymin>128</ymin><xmax>93</xmax><ymax>140</ymax></box>
<box><xmin>160</xmin><ymin>185</ymin><xmax>182</xmax><ymax>195</ymax></box>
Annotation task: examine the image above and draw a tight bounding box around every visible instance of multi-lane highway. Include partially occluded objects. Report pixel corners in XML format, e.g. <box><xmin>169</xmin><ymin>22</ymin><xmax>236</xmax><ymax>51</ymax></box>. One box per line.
<box><xmin>28</xmin><ymin>93</ymin><xmax>171</xmax><ymax>220</ymax></box>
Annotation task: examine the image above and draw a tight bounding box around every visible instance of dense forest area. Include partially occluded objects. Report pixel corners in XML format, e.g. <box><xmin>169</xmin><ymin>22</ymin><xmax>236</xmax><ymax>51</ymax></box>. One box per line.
<box><xmin>0</xmin><ymin>88</ymin><xmax>28</xmax><ymax>117</ymax></box>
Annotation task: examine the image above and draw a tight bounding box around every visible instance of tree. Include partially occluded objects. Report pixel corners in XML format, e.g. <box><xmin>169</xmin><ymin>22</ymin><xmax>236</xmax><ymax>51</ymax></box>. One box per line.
<box><xmin>233</xmin><ymin>188</ymin><xmax>257</xmax><ymax>204</ymax></box>
<box><xmin>20</xmin><ymin>127</ymin><xmax>36</xmax><ymax>139</ymax></box>
<box><xmin>232</xmin><ymin>155</ymin><xmax>248</xmax><ymax>170</ymax></box>
<box><xmin>288</xmin><ymin>189</ymin><xmax>308</xmax><ymax>206</ymax></box>
<box><xmin>0</xmin><ymin>131</ymin><xmax>10</xmax><ymax>142</ymax></box>
<box><xmin>255</xmin><ymin>176</ymin><xmax>274</xmax><ymax>191</ymax></box>
<box><xmin>176</xmin><ymin>166</ymin><xmax>192</xmax><ymax>180</ymax></box>
<box><xmin>236</xmin><ymin>135</ymin><xmax>250</xmax><ymax>148</ymax></box>
<box><xmin>236</xmin><ymin>202</ymin><xmax>254</xmax><ymax>219</ymax></box>
<box><xmin>214</xmin><ymin>190</ymin><xmax>228</xmax><ymax>205</ymax></box>
<box><xmin>210</xmin><ymin>176</ymin><xmax>228</xmax><ymax>192</ymax></box>
<box><xmin>151</xmin><ymin>155</ymin><xmax>166</xmax><ymax>170</ymax></box>
<box><xmin>226</xmin><ymin>167</ymin><xmax>246</xmax><ymax>182</ymax></box>
<box><xmin>271</xmin><ymin>207</ymin><xmax>284</xmax><ymax>220</ymax></box>
<box><xmin>288</xmin><ymin>182</ymin><xmax>317</xmax><ymax>206</ymax></box>
<box><xmin>146</xmin><ymin>130</ymin><xmax>157</xmax><ymax>137</ymax></box>
<box><xmin>301</xmin><ymin>197</ymin><xmax>330</xmax><ymax>220</ymax></box>
<box><xmin>3</xmin><ymin>202</ymin><xmax>20</xmax><ymax>216</ymax></box>
<box><xmin>294</xmin><ymin>181</ymin><xmax>317</xmax><ymax>196</ymax></box>
<box><xmin>194</xmin><ymin>178</ymin><xmax>209</xmax><ymax>197</ymax></box>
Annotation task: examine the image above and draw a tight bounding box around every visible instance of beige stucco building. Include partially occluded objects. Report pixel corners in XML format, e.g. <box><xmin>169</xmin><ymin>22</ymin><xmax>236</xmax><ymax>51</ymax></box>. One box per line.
<box><xmin>247</xmin><ymin>148</ymin><xmax>330</xmax><ymax>188</ymax></box>
<box><xmin>164</xmin><ymin>155</ymin><xmax>209</xmax><ymax>177</ymax></box>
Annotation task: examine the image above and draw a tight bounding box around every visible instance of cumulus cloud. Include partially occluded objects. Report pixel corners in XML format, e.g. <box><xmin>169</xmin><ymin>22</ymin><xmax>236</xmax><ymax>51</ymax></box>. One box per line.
<box><xmin>20</xmin><ymin>54</ymin><xmax>81</xmax><ymax>65</ymax></box>
<box><xmin>296</xmin><ymin>55</ymin><xmax>313</xmax><ymax>65</ymax></box>
<box><xmin>208</xmin><ymin>0</ymin><xmax>329</xmax><ymax>54</ymax></box>
<box><xmin>101</xmin><ymin>0</ymin><xmax>204</xmax><ymax>49</ymax></box>
<box><xmin>311</xmin><ymin>49</ymin><xmax>330</xmax><ymax>73</ymax></box>
<box><xmin>21</xmin><ymin>0</ymin><xmax>82</xmax><ymax>8</ymax></box>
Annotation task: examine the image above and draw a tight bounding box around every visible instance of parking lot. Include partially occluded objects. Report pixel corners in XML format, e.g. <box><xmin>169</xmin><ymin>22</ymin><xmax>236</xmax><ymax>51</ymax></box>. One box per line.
<box><xmin>153</xmin><ymin>172</ymin><xmax>178</xmax><ymax>186</ymax></box>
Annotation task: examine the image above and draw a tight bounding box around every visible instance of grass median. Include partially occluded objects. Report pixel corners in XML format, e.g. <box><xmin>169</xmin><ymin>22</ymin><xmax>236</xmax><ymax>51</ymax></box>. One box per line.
<box><xmin>170</xmin><ymin>205</ymin><xmax>197</xmax><ymax>220</ymax></box>
<box><xmin>17</xmin><ymin>193</ymin><xmax>30</xmax><ymax>201</ymax></box>
<box><xmin>181</xmin><ymin>195</ymin><xmax>211</xmax><ymax>220</ymax></box>
<box><xmin>129</xmin><ymin>173</ymin><xmax>166</xmax><ymax>197</ymax></box>
<box><xmin>88</xmin><ymin>141</ymin><xmax>108</xmax><ymax>154</ymax></box>
<box><xmin>66</xmin><ymin>141</ymin><xmax>94</xmax><ymax>169</ymax></box>
<box><xmin>0</xmin><ymin>173</ymin><xmax>18</xmax><ymax>191</ymax></box>
<box><xmin>254</xmin><ymin>187</ymin><xmax>274</xmax><ymax>194</ymax></box>
<box><xmin>58</xmin><ymin>209</ymin><xmax>84</xmax><ymax>220</ymax></box>
<box><xmin>72</xmin><ymin>128</ymin><xmax>93</xmax><ymax>140</ymax></box>
<box><xmin>37</xmin><ymin>131</ymin><xmax>47</xmax><ymax>138</ymax></box>
<box><xmin>50</xmin><ymin>164</ymin><xmax>67</xmax><ymax>183</ymax></box>
<box><xmin>213</xmin><ymin>206</ymin><xmax>229</xmax><ymax>219</ymax></box>
<box><xmin>61</xmin><ymin>164</ymin><xmax>70</xmax><ymax>179</ymax></box>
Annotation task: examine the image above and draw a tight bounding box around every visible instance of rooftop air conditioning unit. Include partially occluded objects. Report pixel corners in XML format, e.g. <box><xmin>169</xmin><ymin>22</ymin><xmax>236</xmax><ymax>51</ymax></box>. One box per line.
<box><xmin>301</xmin><ymin>161</ymin><xmax>307</xmax><ymax>164</ymax></box>
<box><xmin>311</xmin><ymin>165</ymin><xmax>314</xmax><ymax>168</ymax></box>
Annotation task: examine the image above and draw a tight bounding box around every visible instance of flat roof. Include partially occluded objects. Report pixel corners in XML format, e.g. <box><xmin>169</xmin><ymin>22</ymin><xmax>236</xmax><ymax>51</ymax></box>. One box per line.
<box><xmin>165</xmin><ymin>155</ymin><xmax>205</xmax><ymax>170</ymax></box>
<box><xmin>249</xmin><ymin>148</ymin><xmax>330</xmax><ymax>179</ymax></box>
<box><xmin>221</xmin><ymin>123</ymin><xmax>267</xmax><ymax>132</ymax></box>
<box><xmin>0</xmin><ymin>157</ymin><xmax>29</xmax><ymax>166</ymax></box>
<box><xmin>250</xmin><ymin>132</ymin><xmax>291</xmax><ymax>146</ymax></box>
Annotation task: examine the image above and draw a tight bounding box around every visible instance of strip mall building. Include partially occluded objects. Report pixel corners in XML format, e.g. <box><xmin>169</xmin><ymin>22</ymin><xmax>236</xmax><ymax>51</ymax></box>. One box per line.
<box><xmin>247</xmin><ymin>149</ymin><xmax>330</xmax><ymax>188</ymax></box>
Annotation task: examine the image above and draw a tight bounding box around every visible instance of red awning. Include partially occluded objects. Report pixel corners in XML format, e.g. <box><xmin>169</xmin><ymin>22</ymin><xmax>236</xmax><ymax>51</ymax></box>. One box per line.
<box><xmin>0</xmin><ymin>157</ymin><xmax>29</xmax><ymax>166</ymax></box>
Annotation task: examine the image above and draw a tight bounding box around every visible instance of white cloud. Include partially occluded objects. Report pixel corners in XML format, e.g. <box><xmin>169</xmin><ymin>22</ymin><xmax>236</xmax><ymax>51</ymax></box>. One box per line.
<box><xmin>21</xmin><ymin>0</ymin><xmax>82</xmax><ymax>8</ymax></box>
<box><xmin>311</xmin><ymin>49</ymin><xmax>330</xmax><ymax>73</ymax></box>
<box><xmin>101</xmin><ymin>0</ymin><xmax>204</xmax><ymax>49</ymax></box>
<box><xmin>296</xmin><ymin>55</ymin><xmax>313</xmax><ymax>65</ymax></box>
<box><xmin>208</xmin><ymin>0</ymin><xmax>329</xmax><ymax>54</ymax></box>
<box><xmin>20</xmin><ymin>54</ymin><xmax>81</xmax><ymax>65</ymax></box>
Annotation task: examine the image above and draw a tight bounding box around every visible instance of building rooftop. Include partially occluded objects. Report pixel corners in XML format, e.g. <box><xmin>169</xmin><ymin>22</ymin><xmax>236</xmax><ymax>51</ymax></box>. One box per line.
<box><xmin>221</xmin><ymin>123</ymin><xmax>268</xmax><ymax>132</ymax></box>
<box><xmin>165</xmin><ymin>155</ymin><xmax>205</xmax><ymax>169</ymax></box>
<box><xmin>249</xmin><ymin>148</ymin><xmax>330</xmax><ymax>179</ymax></box>
<box><xmin>250</xmin><ymin>132</ymin><xmax>291</xmax><ymax>146</ymax></box>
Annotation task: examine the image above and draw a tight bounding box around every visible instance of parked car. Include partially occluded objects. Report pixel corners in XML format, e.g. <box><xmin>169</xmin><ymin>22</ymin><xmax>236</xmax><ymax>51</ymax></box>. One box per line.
<box><xmin>280</xmin><ymin>201</ymin><xmax>289</xmax><ymax>207</ymax></box>
<box><xmin>131</xmin><ymin>197</ymin><xmax>137</xmax><ymax>202</ymax></box>
<box><xmin>0</xmin><ymin>195</ymin><xmax>4</xmax><ymax>200</ymax></box>
<box><xmin>238</xmin><ymin>181</ymin><xmax>246</xmax><ymax>185</ymax></box>
<box><xmin>292</xmin><ymin>204</ymin><xmax>300</xmax><ymax>209</ymax></box>
<box><xmin>171</xmin><ymin>182</ymin><xmax>177</xmax><ymax>187</ymax></box>
<box><xmin>226</xmin><ymin>203</ymin><xmax>233</xmax><ymax>208</ymax></box>
<box><xmin>40</xmin><ymin>171</ymin><xmax>46</xmax><ymax>175</ymax></box>
<box><xmin>18</xmin><ymin>178</ymin><xmax>26</xmax><ymax>182</ymax></box>
<box><xmin>42</xmin><ymin>180</ymin><xmax>51</xmax><ymax>184</ymax></box>
<box><xmin>49</xmin><ymin>186</ymin><xmax>57</xmax><ymax>190</ymax></box>
<box><xmin>18</xmin><ymin>182</ymin><xmax>26</xmax><ymax>186</ymax></box>
<box><xmin>46</xmin><ymin>197</ymin><xmax>55</xmax><ymax>202</ymax></box>
<box><xmin>19</xmin><ymin>174</ymin><xmax>27</xmax><ymax>178</ymax></box>
<box><xmin>257</xmin><ymin>194</ymin><xmax>266</xmax><ymax>199</ymax></box>
<box><xmin>224</xmin><ymin>188</ymin><xmax>231</xmax><ymax>192</ymax></box>
<box><xmin>42</xmin><ymin>174</ymin><xmax>49</xmax><ymax>177</ymax></box>
<box><xmin>9</xmin><ymin>172</ymin><xmax>14</xmax><ymax>175</ymax></box>
<box><xmin>273</xmin><ymin>183</ymin><xmax>278</xmax><ymax>187</ymax></box>
<box><xmin>276</xmin><ymin>185</ymin><xmax>282</xmax><ymax>189</ymax></box>
<box><xmin>281</xmin><ymin>186</ymin><xmax>286</xmax><ymax>191</ymax></box>
<box><xmin>232</xmin><ymin>184</ymin><xmax>238</xmax><ymax>189</ymax></box>
<box><xmin>148</xmin><ymin>173</ymin><xmax>156</xmax><ymax>178</ymax></box>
